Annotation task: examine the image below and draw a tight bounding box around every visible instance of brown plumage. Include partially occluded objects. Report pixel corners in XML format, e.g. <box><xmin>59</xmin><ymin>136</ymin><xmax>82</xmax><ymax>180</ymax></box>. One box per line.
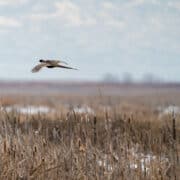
<box><xmin>31</xmin><ymin>59</ymin><xmax>78</xmax><ymax>73</ymax></box>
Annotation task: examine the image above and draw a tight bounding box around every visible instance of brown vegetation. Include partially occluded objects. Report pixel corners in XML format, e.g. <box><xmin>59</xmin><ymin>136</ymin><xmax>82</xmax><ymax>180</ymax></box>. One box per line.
<box><xmin>0</xmin><ymin>93</ymin><xmax>179</xmax><ymax>179</ymax></box>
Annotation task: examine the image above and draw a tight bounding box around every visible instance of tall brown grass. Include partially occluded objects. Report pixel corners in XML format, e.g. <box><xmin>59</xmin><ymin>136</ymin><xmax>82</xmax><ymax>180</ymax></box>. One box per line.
<box><xmin>0</xmin><ymin>96</ymin><xmax>179</xmax><ymax>179</ymax></box>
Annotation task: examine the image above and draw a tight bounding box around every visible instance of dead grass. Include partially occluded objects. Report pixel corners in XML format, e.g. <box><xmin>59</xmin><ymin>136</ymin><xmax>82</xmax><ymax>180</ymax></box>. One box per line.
<box><xmin>0</xmin><ymin>95</ymin><xmax>179</xmax><ymax>180</ymax></box>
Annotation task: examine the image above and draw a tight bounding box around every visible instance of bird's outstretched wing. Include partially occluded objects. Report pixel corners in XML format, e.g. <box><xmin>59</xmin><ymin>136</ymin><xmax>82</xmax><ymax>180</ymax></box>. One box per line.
<box><xmin>50</xmin><ymin>60</ymin><xmax>68</xmax><ymax>65</ymax></box>
<box><xmin>58</xmin><ymin>60</ymin><xmax>68</xmax><ymax>65</ymax></box>
<box><xmin>31</xmin><ymin>63</ymin><xmax>47</xmax><ymax>73</ymax></box>
<box><xmin>57</xmin><ymin>64</ymin><xmax>78</xmax><ymax>70</ymax></box>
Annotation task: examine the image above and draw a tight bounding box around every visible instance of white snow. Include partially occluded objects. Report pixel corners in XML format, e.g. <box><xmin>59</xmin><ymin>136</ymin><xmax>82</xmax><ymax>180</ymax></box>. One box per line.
<box><xmin>73</xmin><ymin>106</ymin><xmax>95</xmax><ymax>114</ymax></box>
<box><xmin>97</xmin><ymin>148</ymin><xmax>169</xmax><ymax>173</ymax></box>
<box><xmin>157</xmin><ymin>105</ymin><xmax>180</xmax><ymax>117</ymax></box>
<box><xmin>1</xmin><ymin>105</ymin><xmax>53</xmax><ymax>114</ymax></box>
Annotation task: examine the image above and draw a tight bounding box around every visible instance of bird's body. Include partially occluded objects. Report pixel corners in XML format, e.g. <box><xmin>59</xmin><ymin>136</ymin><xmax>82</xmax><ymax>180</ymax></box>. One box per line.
<box><xmin>32</xmin><ymin>59</ymin><xmax>77</xmax><ymax>73</ymax></box>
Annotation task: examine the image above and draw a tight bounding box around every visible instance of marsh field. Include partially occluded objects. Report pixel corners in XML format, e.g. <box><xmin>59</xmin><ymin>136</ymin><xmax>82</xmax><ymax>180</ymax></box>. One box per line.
<box><xmin>0</xmin><ymin>82</ymin><xmax>179</xmax><ymax>180</ymax></box>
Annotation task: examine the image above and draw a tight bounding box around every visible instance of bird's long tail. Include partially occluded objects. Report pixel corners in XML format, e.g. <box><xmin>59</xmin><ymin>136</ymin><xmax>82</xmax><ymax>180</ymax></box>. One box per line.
<box><xmin>57</xmin><ymin>65</ymin><xmax>78</xmax><ymax>70</ymax></box>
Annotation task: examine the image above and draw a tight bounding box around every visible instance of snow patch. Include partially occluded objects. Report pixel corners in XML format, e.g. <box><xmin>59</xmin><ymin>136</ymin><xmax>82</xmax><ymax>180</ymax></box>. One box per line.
<box><xmin>157</xmin><ymin>105</ymin><xmax>180</xmax><ymax>117</ymax></box>
<box><xmin>73</xmin><ymin>106</ymin><xmax>95</xmax><ymax>114</ymax></box>
<box><xmin>1</xmin><ymin>105</ymin><xmax>53</xmax><ymax>114</ymax></box>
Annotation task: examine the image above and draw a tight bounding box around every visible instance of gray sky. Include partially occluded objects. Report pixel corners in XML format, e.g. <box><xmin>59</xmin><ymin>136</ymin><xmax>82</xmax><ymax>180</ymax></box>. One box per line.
<box><xmin>0</xmin><ymin>0</ymin><xmax>179</xmax><ymax>82</ymax></box>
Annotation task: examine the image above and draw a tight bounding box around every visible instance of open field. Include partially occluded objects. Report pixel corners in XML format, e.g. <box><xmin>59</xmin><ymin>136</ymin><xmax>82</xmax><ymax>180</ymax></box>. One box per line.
<box><xmin>0</xmin><ymin>82</ymin><xmax>179</xmax><ymax>179</ymax></box>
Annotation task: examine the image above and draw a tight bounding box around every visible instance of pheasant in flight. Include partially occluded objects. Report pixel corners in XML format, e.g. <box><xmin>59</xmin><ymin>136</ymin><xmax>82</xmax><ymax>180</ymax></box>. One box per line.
<box><xmin>32</xmin><ymin>59</ymin><xmax>78</xmax><ymax>73</ymax></box>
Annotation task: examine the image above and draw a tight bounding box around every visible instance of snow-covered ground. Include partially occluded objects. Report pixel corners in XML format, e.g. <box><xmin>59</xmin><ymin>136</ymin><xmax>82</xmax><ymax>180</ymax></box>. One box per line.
<box><xmin>97</xmin><ymin>148</ymin><xmax>169</xmax><ymax>174</ymax></box>
<box><xmin>1</xmin><ymin>105</ymin><xmax>53</xmax><ymax>114</ymax></box>
<box><xmin>73</xmin><ymin>106</ymin><xmax>95</xmax><ymax>115</ymax></box>
<box><xmin>157</xmin><ymin>105</ymin><xmax>180</xmax><ymax>117</ymax></box>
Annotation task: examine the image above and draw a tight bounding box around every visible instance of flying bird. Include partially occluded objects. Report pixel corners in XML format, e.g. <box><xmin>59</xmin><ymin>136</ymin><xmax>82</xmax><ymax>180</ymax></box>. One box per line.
<box><xmin>32</xmin><ymin>59</ymin><xmax>78</xmax><ymax>73</ymax></box>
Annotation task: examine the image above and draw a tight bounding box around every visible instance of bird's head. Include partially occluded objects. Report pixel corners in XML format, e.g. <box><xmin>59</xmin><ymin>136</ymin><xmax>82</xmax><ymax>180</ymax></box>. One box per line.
<box><xmin>39</xmin><ymin>59</ymin><xmax>44</xmax><ymax>63</ymax></box>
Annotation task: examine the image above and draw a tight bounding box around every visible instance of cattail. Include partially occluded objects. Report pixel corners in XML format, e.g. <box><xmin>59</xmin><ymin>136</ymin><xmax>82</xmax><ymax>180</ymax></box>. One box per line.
<box><xmin>93</xmin><ymin>116</ymin><xmax>97</xmax><ymax>145</ymax></box>
<box><xmin>3</xmin><ymin>140</ymin><xmax>7</xmax><ymax>153</ymax></box>
<box><xmin>33</xmin><ymin>146</ymin><xmax>37</xmax><ymax>157</ymax></box>
<box><xmin>172</xmin><ymin>111</ymin><xmax>176</xmax><ymax>141</ymax></box>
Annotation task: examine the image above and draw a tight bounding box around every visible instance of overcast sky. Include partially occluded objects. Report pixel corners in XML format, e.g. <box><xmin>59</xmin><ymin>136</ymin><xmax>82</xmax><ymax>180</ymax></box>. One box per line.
<box><xmin>0</xmin><ymin>0</ymin><xmax>179</xmax><ymax>82</ymax></box>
